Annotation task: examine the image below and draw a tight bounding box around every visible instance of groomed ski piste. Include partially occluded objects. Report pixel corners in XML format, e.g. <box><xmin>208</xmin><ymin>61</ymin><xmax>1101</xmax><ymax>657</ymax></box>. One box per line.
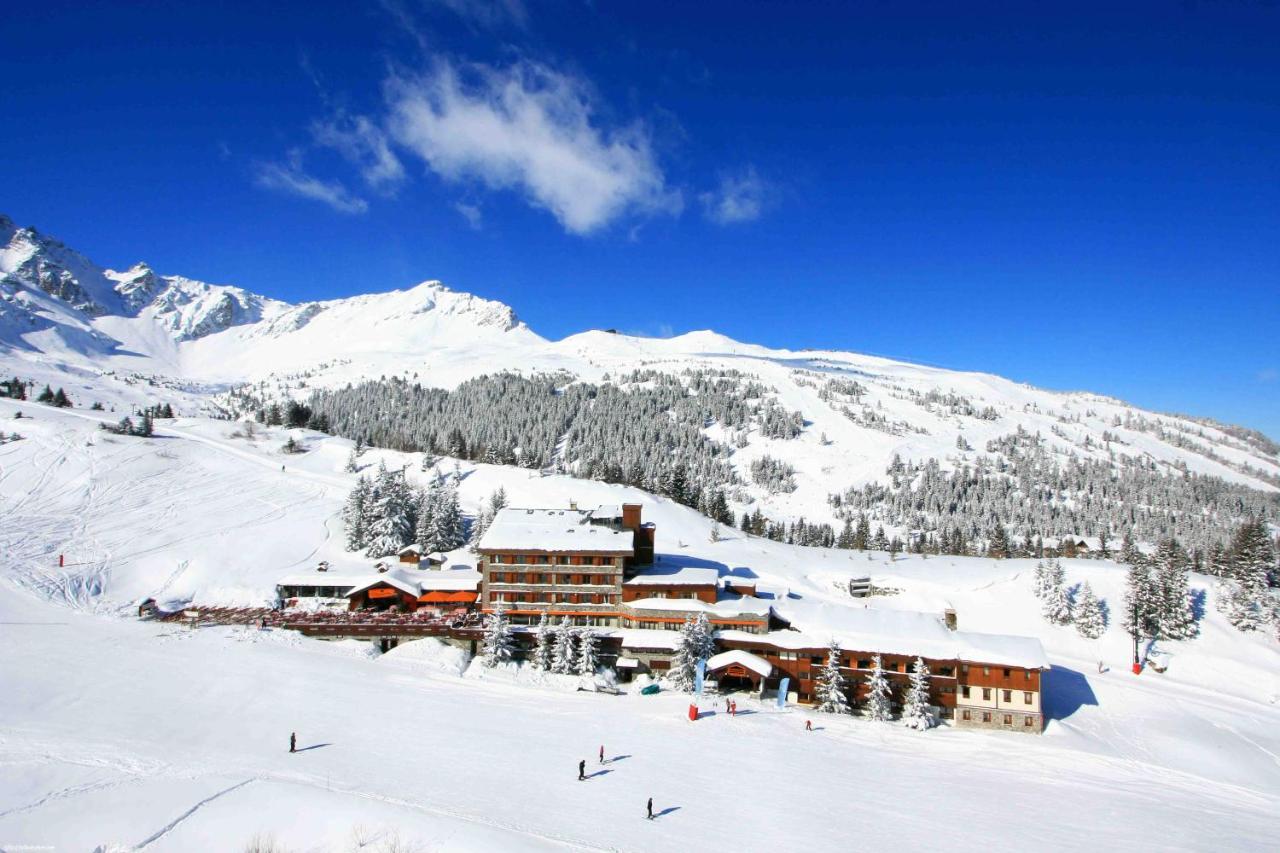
<box><xmin>2</xmin><ymin>398</ymin><xmax>1279</xmax><ymax>852</ymax></box>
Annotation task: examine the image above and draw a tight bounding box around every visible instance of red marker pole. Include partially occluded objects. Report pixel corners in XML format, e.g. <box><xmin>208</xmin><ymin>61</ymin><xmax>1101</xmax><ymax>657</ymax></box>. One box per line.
<box><xmin>687</xmin><ymin>703</ymin><xmax>698</xmax><ymax>722</ymax></box>
<box><xmin>59</xmin><ymin>554</ymin><xmax>64</xmax><ymax>568</ymax></box>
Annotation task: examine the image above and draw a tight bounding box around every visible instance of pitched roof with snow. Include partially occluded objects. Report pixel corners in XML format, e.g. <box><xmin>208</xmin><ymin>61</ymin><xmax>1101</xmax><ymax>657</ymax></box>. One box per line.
<box><xmin>625</xmin><ymin>596</ymin><xmax>773</xmax><ymax>618</ymax></box>
<box><xmin>707</xmin><ymin>649</ymin><xmax>773</xmax><ymax>678</ymax></box>
<box><xmin>477</xmin><ymin>507</ymin><xmax>635</xmax><ymax>554</ymax></box>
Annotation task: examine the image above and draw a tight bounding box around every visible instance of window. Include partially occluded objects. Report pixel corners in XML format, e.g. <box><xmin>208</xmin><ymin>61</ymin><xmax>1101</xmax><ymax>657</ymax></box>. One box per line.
<box><xmin>1024</xmin><ymin>692</ymin><xmax>1033</xmax><ymax>704</ymax></box>
<box><xmin>961</xmin><ymin>664</ymin><xmax>969</xmax><ymax>674</ymax></box>
<box><xmin>1024</xmin><ymin>716</ymin><xmax>1034</xmax><ymax>727</ymax></box>
<box><xmin>857</xmin><ymin>659</ymin><xmax>871</xmax><ymax>670</ymax></box>
<box><xmin>938</xmin><ymin>666</ymin><xmax>954</xmax><ymax>677</ymax></box>
<box><xmin>981</xmin><ymin>712</ymin><xmax>992</xmax><ymax>723</ymax></box>
<box><xmin>982</xmin><ymin>688</ymin><xmax>992</xmax><ymax>701</ymax></box>
<box><xmin>557</xmin><ymin>556</ymin><xmax>570</xmax><ymax>565</ymax></box>
<box><xmin>961</xmin><ymin>686</ymin><xmax>970</xmax><ymax>699</ymax></box>
<box><xmin>983</xmin><ymin>666</ymin><xmax>990</xmax><ymax>676</ymax></box>
<box><xmin>1025</xmin><ymin>670</ymin><xmax>1032</xmax><ymax>681</ymax></box>
<box><xmin>1003</xmin><ymin>714</ymin><xmax>1013</xmax><ymax>726</ymax></box>
<box><xmin>810</xmin><ymin>655</ymin><xmax>824</xmax><ymax>665</ymax></box>
<box><xmin>1003</xmin><ymin>690</ymin><xmax>1012</xmax><ymax>703</ymax></box>
<box><xmin>1003</xmin><ymin>668</ymin><xmax>1011</xmax><ymax>677</ymax></box>
<box><xmin>962</xmin><ymin>710</ymin><xmax>972</xmax><ymax>721</ymax></box>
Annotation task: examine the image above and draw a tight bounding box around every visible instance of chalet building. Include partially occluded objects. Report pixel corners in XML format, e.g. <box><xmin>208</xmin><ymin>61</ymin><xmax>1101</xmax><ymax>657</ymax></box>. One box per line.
<box><xmin>277</xmin><ymin>566</ymin><xmax>480</xmax><ymax>615</ymax></box>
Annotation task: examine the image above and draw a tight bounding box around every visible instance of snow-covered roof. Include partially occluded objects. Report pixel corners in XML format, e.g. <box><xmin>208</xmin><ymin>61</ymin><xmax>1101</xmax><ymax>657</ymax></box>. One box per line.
<box><xmin>612</xmin><ymin>629</ymin><xmax>682</xmax><ymax>651</ymax></box>
<box><xmin>625</xmin><ymin>596</ymin><xmax>773</xmax><ymax>618</ymax></box>
<box><xmin>346</xmin><ymin>574</ymin><xmax>421</xmax><ymax>597</ymax></box>
<box><xmin>590</xmin><ymin>503</ymin><xmax>622</xmax><ymax>520</ymax></box>
<box><xmin>717</xmin><ymin>610</ymin><xmax>1050</xmax><ymax>670</ymax></box>
<box><xmin>623</xmin><ymin>565</ymin><xmax>719</xmax><ymax>586</ymax></box>
<box><xmin>277</xmin><ymin>572</ymin><xmax>375</xmax><ymax>588</ymax></box>
<box><xmin>397</xmin><ymin>544</ymin><xmax>421</xmax><ymax>555</ymax></box>
<box><xmin>416</xmin><ymin>569</ymin><xmax>481</xmax><ymax>592</ymax></box>
<box><xmin>477</xmin><ymin>507</ymin><xmax>635</xmax><ymax>554</ymax></box>
<box><xmin>707</xmin><ymin>649</ymin><xmax>772</xmax><ymax>678</ymax></box>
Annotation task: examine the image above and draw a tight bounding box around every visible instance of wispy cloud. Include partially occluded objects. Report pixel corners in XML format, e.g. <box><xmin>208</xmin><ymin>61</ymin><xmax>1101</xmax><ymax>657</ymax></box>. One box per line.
<box><xmin>432</xmin><ymin>0</ymin><xmax>528</xmax><ymax>29</ymax></box>
<box><xmin>385</xmin><ymin>57</ymin><xmax>682</xmax><ymax>235</ymax></box>
<box><xmin>455</xmin><ymin>200</ymin><xmax>483</xmax><ymax>229</ymax></box>
<box><xmin>699</xmin><ymin>165</ymin><xmax>766</xmax><ymax>225</ymax></box>
<box><xmin>253</xmin><ymin>151</ymin><xmax>369</xmax><ymax>214</ymax></box>
<box><xmin>312</xmin><ymin>114</ymin><xmax>406</xmax><ymax>195</ymax></box>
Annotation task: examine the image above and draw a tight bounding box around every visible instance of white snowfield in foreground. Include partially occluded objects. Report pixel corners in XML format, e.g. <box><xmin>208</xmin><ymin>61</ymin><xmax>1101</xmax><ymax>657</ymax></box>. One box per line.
<box><xmin>1</xmin><ymin>401</ymin><xmax>1279</xmax><ymax>852</ymax></box>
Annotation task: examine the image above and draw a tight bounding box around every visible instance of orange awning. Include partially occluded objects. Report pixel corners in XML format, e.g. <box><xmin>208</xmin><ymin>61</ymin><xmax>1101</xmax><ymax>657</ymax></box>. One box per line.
<box><xmin>418</xmin><ymin>591</ymin><xmax>478</xmax><ymax>604</ymax></box>
<box><xmin>367</xmin><ymin>588</ymin><xmax>399</xmax><ymax>599</ymax></box>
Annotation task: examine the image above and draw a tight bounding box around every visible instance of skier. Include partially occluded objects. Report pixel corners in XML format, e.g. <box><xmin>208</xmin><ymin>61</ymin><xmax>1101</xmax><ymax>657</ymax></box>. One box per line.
<box><xmin>599</xmin><ymin>745</ymin><xmax>605</xmax><ymax>764</ymax></box>
<box><xmin>289</xmin><ymin>732</ymin><xmax>296</xmax><ymax>753</ymax></box>
<box><xmin>725</xmin><ymin>698</ymin><xmax>730</xmax><ymax>712</ymax></box>
<box><xmin>805</xmin><ymin>719</ymin><xmax>812</xmax><ymax>731</ymax></box>
<box><xmin>578</xmin><ymin>759</ymin><xmax>586</xmax><ymax>781</ymax></box>
<box><xmin>1097</xmin><ymin>659</ymin><xmax>1104</xmax><ymax>674</ymax></box>
<box><xmin>647</xmin><ymin>797</ymin><xmax>654</xmax><ymax>820</ymax></box>
<box><xmin>730</xmin><ymin>700</ymin><xmax>737</xmax><ymax>716</ymax></box>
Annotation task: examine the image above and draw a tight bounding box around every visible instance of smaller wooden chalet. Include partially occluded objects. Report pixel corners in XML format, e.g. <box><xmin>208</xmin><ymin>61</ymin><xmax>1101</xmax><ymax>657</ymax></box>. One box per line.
<box><xmin>705</xmin><ymin>649</ymin><xmax>773</xmax><ymax>694</ymax></box>
<box><xmin>347</xmin><ymin>575</ymin><xmax>421</xmax><ymax>611</ymax></box>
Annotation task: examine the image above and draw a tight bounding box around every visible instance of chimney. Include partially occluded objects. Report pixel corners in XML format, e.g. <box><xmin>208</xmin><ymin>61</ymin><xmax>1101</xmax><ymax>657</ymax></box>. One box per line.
<box><xmin>944</xmin><ymin>608</ymin><xmax>957</xmax><ymax>631</ymax></box>
<box><xmin>622</xmin><ymin>503</ymin><xmax>642</xmax><ymax>531</ymax></box>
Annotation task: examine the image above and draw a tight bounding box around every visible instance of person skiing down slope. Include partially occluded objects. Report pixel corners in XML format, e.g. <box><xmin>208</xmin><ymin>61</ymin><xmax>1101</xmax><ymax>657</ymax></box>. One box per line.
<box><xmin>289</xmin><ymin>732</ymin><xmax>296</xmax><ymax>753</ymax></box>
<box><xmin>578</xmin><ymin>760</ymin><xmax>586</xmax><ymax>780</ymax></box>
<box><xmin>599</xmin><ymin>745</ymin><xmax>604</xmax><ymax>764</ymax></box>
<box><xmin>647</xmin><ymin>797</ymin><xmax>653</xmax><ymax>820</ymax></box>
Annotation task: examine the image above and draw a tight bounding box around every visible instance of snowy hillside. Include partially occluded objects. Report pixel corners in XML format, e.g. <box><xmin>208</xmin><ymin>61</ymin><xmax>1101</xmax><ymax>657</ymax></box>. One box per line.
<box><xmin>3</xmin><ymin>212</ymin><xmax>1278</xmax><ymax>556</ymax></box>
<box><xmin>1</xmin><ymin>398</ymin><xmax>1278</xmax><ymax>850</ymax></box>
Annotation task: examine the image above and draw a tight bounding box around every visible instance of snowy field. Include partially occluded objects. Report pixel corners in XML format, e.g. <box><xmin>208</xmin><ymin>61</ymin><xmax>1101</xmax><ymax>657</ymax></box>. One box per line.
<box><xmin>2</xmin><ymin>399</ymin><xmax>1280</xmax><ymax>851</ymax></box>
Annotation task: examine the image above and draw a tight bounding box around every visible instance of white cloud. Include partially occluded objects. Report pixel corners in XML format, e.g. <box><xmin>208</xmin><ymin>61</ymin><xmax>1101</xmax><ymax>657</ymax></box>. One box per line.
<box><xmin>432</xmin><ymin>0</ymin><xmax>528</xmax><ymax>29</ymax></box>
<box><xmin>253</xmin><ymin>151</ymin><xmax>369</xmax><ymax>214</ymax></box>
<box><xmin>699</xmin><ymin>166</ymin><xmax>766</xmax><ymax>225</ymax></box>
<box><xmin>312</xmin><ymin>114</ymin><xmax>406</xmax><ymax>194</ymax></box>
<box><xmin>455</xmin><ymin>201</ymin><xmax>483</xmax><ymax>229</ymax></box>
<box><xmin>385</xmin><ymin>58</ymin><xmax>681</xmax><ymax>235</ymax></box>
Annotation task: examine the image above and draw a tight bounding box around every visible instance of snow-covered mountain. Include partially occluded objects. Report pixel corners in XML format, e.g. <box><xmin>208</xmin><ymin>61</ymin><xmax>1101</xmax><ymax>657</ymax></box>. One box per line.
<box><xmin>2</xmin><ymin>214</ymin><xmax>1277</xmax><ymax>548</ymax></box>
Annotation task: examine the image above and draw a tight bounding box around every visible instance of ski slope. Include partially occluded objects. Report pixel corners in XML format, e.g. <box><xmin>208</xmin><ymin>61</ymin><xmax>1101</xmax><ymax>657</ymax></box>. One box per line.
<box><xmin>1</xmin><ymin>399</ymin><xmax>1278</xmax><ymax>851</ymax></box>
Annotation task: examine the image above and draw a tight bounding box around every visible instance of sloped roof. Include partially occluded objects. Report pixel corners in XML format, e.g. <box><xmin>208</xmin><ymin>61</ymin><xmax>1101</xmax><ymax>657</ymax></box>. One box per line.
<box><xmin>707</xmin><ymin>649</ymin><xmax>772</xmax><ymax>678</ymax></box>
<box><xmin>478</xmin><ymin>507</ymin><xmax>635</xmax><ymax>554</ymax></box>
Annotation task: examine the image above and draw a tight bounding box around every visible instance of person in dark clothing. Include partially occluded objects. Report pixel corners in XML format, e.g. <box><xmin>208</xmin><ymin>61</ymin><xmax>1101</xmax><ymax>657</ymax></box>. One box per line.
<box><xmin>578</xmin><ymin>760</ymin><xmax>586</xmax><ymax>780</ymax></box>
<box><xmin>647</xmin><ymin>798</ymin><xmax>654</xmax><ymax>820</ymax></box>
<box><xmin>805</xmin><ymin>719</ymin><xmax>813</xmax><ymax>731</ymax></box>
<box><xmin>289</xmin><ymin>732</ymin><xmax>296</xmax><ymax>753</ymax></box>
<box><xmin>599</xmin><ymin>745</ymin><xmax>605</xmax><ymax>764</ymax></box>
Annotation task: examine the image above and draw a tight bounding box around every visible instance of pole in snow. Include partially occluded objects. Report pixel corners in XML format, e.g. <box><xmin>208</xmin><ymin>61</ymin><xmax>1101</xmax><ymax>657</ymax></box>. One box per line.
<box><xmin>59</xmin><ymin>554</ymin><xmax>64</xmax><ymax>568</ymax></box>
<box><xmin>1131</xmin><ymin>602</ymin><xmax>1142</xmax><ymax>675</ymax></box>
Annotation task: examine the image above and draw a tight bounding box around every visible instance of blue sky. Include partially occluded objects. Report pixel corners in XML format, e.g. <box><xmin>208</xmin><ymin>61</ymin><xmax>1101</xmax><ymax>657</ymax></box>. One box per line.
<box><xmin>2</xmin><ymin>1</ymin><xmax>1277</xmax><ymax>436</ymax></box>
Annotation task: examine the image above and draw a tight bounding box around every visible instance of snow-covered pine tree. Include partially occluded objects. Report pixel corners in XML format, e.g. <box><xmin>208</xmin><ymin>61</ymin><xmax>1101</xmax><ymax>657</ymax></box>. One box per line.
<box><xmin>344</xmin><ymin>447</ymin><xmax>359</xmax><ymax>473</ymax></box>
<box><xmin>863</xmin><ymin>654</ymin><xmax>893</xmax><ymax>721</ymax></box>
<box><xmin>1219</xmin><ymin>517</ymin><xmax>1276</xmax><ymax>632</ymax></box>
<box><xmin>414</xmin><ymin>483</ymin><xmax>437</xmax><ymax>553</ymax></box>
<box><xmin>469</xmin><ymin>507</ymin><xmax>492</xmax><ymax>553</ymax></box>
<box><xmin>533</xmin><ymin>611</ymin><xmax>553</xmax><ymax>671</ymax></box>
<box><xmin>576</xmin><ymin>628</ymin><xmax>599</xmax><ymax>676</ymax></box>
<box><xmin>480</xmin><ymin>603</ymin><xmax>515</xmax><ymax>668</ymax></box>
<box><xmin>901</xmin><ymin>657</ymin><xmax>934</xmax><ymax>730</ymax></box>
<box><xmin>551</xmin><ymin>617</ymin><xmax>576</xmax><ymax>674</ymax></box>
<box><xmin>342</xmin><ymin>475</ymin><xmax>372</xmax><ymax>551</ymax></box>
<box><xmin>1152</xmin><ymin>538</ymin><xmax>1198</xmax><ymax>640</ymax></box>
<box><xmin>1122</xmin><ymin>560</ymin><xmax>1160</xmax><ymax>639</ymax></box>
<box><xmin>692</xmin><ymin>612</ymin><xmax>716</xmax><ymax>662</ymax></box>
<box><xmin>430</xmin><ymin>484</ymin><xmax>466</xmax><ymax>552</ymax></box>
<box><xmin>1072</xmin><ymin>581</ymin><xmax>1107</xmax><ymax>639</ymax></box>
<box><xmin>666</xmin><ymin>618</ymin><xmax>699</xmax><ymax>692</ymax></box>
<box><xmin>364</xmin><ymin>462</ymin><xmax>414</xmax><ymax>557</ymax></box>
<box><xmin>1041</xmin><ymin>559</ymin><xmax>1073</xmax><ymax>625</ymax></box>
<box><xmin>814</xmin><ymin>640</ymin><xmax>851</xmax><ymax>714</ymax></box>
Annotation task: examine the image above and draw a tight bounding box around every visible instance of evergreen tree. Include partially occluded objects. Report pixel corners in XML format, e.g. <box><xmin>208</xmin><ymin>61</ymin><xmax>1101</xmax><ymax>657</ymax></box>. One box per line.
<box><xmin>854</xmin><ymin>515</ymin><xmax>871</xmax><ymax>551</ymax></box>
<box><xmin>480</xmin><ymin>604</ymin><xmax>515</xmax><ymax>668</ymax></box>
<box><xmin>815</xmin><ymin>640</ymin><xmax>851</xmax><ymax>714</ymax></box>
<box><xmin>1040</xmin><ymin>559</ymin><xmax>1072</xmax><ymax>625</ymax></box>
<box><xmin>344</xmin><ymin>447</ymin><xmax>360</xmax><ymax>473</ymax></box>
<box><xmin>1152</xmin><ymin>538</ymin><xmax>1198</xmax><ymax>640</ymax></box>
<box><xmin>988</xmin><ymin>524</ymin><xmax>1010</xmax><ymax>559</ymax></box>
<box><xmin>342</xmin><ymin>477</ymin><xmax>373</xmax><ymax>551</ymax></box>
<box><xmin>551</xmin><ymin>617</ymin><xmax>576</xmax><ymax>674</ymax></box>
<box><xmin>666</xmin><ymin>617</ymin><xmax>701</xmax><ymax>692</ymax></box>
<box><xmin>1122</xmin><ymin>561</ymin><xmax>1160</xmax><ymax>639</ymax></box>
<box><xmin>430</xmin><ymin>484</ymin><xmax>466</xmax><ymax>552</ymax></box>
<box><xmin>1219</xmin><ymin>518</ymin><xmax>1275</xmax><ymax>632</ymax></box>
<box><xmin>901</xmin><ymin>657</ymin><xmax>934</xmax><ymax>730</ymax></box>
<box><xmin>365</xmin><ymin>462</ymin><xmax>414</xmax><ymax>557</ymax></box>
<box><xmin>414</xmin><ymin>483</ymin><xmax>437</xmax><ymax>553</ymax></box>
<box><xmin>533</xmin><ymin>612</ymin><xmax>554</xmax><ymax>671</ymax></box>
<box><xmin>870</xmin><ymin>526</ymin><xmax>889</xmax><ymax>551</ymax></box>
<box><xmin>863</xmin><ymin>654</ymin><xmax>893</xmax><ymax>721</ymax></box>
<box><xmin>36</xmin><ymin>385</ymin><xmax>54</xmax><ymax>404</ymax></box>
<box><xmin>576</xmin><ymin>628</ymin><xmax>599</xmax><ymax>676</ymax></box>
<box><xmin>1073</xmin><ymin>581</ymin><xmax>1107</xmax><ymax>639</ymax></box>
<box><xmin>52</xmin><ymin>388</ymin><xmax>71</xmax><ymax>408</ymax></box>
